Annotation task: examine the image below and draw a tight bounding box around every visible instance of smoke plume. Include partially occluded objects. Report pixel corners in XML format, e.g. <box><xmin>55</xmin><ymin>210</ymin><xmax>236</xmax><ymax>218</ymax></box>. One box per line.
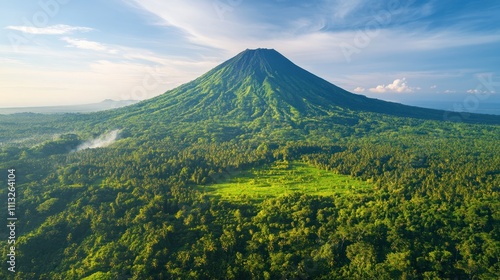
<box><xmin>76</xmin><ymin>129</ymin><xmax>121</xmax><ymax>151</ymax></box>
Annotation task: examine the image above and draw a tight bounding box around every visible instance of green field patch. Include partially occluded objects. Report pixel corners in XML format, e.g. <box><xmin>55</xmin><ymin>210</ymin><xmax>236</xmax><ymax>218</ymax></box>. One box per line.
<box><xmin>197</xmin><ymin>161</ymin><xmax>374</xmax><ymax>201</ymax></box>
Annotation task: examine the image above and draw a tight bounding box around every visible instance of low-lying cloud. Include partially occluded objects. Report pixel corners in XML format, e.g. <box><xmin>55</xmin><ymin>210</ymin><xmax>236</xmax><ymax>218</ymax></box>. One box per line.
<box><xmin>369</xmin><ymin>78</ymin><xmax>418</xmax><ymax>93</ymax></box>
<box><xmin>76</xmin><ymin>130</ymin><xmax>121</xmax><ymax>151</ymax></box>
<box><xmin>353</xmin><ymin>87</ymin><xmax>365</xmax><ymax>93</ymax></box>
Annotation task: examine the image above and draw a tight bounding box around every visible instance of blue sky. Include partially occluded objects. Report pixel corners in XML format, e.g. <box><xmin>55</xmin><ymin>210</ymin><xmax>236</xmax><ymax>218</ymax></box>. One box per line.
<box><xmin>1</xmin><ymin>0</ymin><xmax>500</xmax><ymax>112</ymax></box>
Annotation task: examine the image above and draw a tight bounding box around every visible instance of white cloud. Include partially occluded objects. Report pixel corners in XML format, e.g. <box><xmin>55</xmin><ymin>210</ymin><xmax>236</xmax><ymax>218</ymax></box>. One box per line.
<box><xmin>467</xmin><ymin>89</ymin><xmax>495</xmax><ymax>94</ymax></box>
<box><xmin>0</xmin><ymin>44</ymin><xmax>219</xmax><ymax>107</ymax></box>
<box><xmin>5</xmin><ymin>24</ymin><xmax>93</xmax><ymax>35</ymax></box>
<box><xmin>61</xmin><ymin>37</ymin><xmax>118</xmax><ymax>54</ymax></box>
<box><xmin>369</xmin><ymin>78</ymin><xmax>416</xmax><ymax>93</ymax></box>
<box><xmin>443</xmin><ymin>90</ymin><xmax>456</xmax><ymax>94</ymax></box>
<box><xmin>353</xmin><ymin>87</ymin><xmax>365</xmax><ymax>93</ymax></box>
<box><xmin>124</xmin><ymin>0</ymin><xmax>500</xmax><ymax>57</ymax></box>
<box><xmin>123</xmin><ymin>0</ymin><xmax>371</xmax><ymax>55</ymax></box>
<box><xmin>430</xmin><ymin>85</ymin><xmax>437</xmax><ymax>89</ymax></box>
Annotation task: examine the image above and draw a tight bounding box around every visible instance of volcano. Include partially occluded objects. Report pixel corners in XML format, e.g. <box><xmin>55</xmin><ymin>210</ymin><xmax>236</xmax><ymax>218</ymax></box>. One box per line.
<box><xmin>109</xmin><ymin>48</ymin><xmax>500</xmax><ymax>125</ymax></box>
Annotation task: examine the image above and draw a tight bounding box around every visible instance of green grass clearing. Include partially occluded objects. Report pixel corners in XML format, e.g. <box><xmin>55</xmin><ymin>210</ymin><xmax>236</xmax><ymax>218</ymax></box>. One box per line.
<box><xmin>197</xmin><ymin>161</ymin><xmax>374</xmax><ymax>201</ymax></box>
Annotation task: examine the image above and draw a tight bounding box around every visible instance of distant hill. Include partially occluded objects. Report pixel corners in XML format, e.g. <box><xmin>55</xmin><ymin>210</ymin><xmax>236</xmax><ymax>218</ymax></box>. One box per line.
<box><xmin>0</xmin><ymin>99</ymin><xmax>139</xmax><ymax>114</ymax></box>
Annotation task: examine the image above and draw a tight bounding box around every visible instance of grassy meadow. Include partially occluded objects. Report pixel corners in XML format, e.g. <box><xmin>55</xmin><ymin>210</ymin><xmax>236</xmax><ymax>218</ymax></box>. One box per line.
<box><xmin>197</xmin><ymin>161</ymin><xmax>374</xmax><ymax>201</ymax></box>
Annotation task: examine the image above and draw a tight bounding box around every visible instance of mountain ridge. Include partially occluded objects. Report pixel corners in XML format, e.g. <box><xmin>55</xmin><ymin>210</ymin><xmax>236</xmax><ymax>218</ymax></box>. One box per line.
<box><xmin>105</xmin><ymin>48</ymin><xmax>500</xmax><ymax>125</ymax></box>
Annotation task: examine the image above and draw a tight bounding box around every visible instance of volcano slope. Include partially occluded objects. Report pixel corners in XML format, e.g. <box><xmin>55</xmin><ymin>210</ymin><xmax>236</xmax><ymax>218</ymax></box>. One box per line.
<box><xmin>0</xmin><ymin>49</ymin><xmax>499</xmax><ymax>279</ymax></box>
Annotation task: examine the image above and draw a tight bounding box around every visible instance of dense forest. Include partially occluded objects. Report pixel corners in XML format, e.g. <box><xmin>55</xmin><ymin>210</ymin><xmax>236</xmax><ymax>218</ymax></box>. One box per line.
<box><xmin>0</xmin><ymin>49</ymin><xmax>499</xmax><ymax>279</ymax></box>
<box><xmin>1</xmin><ymin>111</ymin><xmax>498</xmax><ymax>279</ymax></box>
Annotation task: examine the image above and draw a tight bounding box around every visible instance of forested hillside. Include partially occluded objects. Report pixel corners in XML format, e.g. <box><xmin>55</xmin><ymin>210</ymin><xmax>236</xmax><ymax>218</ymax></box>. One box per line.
<box><xmin>0</xmin><ymin>49</ymin><xmax>499</xmax><ymax>279</ymax></box>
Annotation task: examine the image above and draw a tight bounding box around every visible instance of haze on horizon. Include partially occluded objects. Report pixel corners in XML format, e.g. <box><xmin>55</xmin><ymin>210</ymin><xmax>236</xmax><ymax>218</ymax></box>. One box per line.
<box><xmin>1</xmin><ymin>0</ymin><xmax>499</xmax><ymax>111</ymax></box>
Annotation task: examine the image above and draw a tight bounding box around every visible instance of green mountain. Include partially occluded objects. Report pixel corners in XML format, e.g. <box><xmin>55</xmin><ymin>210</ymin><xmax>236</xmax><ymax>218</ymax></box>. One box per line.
<box><xmin>109</xmin><ymin>48</ymin><xmax>499</xmax><ymax>125</ymax></box>
<box><xmin>0</xmin><ymin>49</ymin><xmax>499</xmax><ymax>280</ymax></box>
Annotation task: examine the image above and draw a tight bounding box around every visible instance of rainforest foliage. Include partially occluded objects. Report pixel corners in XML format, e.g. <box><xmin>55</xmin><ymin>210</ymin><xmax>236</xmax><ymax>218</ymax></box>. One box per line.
<box><xmin>1</xmin><ymin>111</ymin><xmax>499</xmax><ymax>280</ymax></box>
